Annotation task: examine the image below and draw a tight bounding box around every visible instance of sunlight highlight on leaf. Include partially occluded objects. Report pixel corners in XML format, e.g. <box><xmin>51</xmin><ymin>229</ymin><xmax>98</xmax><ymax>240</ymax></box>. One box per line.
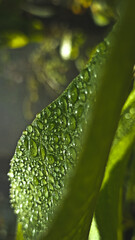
<box><xmin>16</xmin><ymin>222</ymin><xmax>24</xmax><ymax>240</ymax></box>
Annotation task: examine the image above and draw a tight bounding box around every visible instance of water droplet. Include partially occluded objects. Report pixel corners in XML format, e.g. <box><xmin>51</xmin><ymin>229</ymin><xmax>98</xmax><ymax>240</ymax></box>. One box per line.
<box><xmin>77</xmin><ymin>82</ymin><xmax>83</xmax><ymax>89</ymax></box>
<box><xmin>35</xmin><ymin>128</ymin><xmax>40</xmax><ymax>137</ymax></box>
<box><xmin>58</xmin><ymin>116</ymin><xmax>67</xmax><ymax>128</ymax></box>
<box><xmin>20</xmin><ymin>162</ymin><xmax>24</xmax><ymax>168</ymax></box>
<box><xmin>23</xmin><ymin>130</ymin><xmax>28</xmax><ymax>135</ymax></box>
<box><xmin>58</xmin><ymin>97</ymin><xmax>67</xmax><ymax>112</ymax></box>
<box><xmin>30</xmin><ymin>183</ymin><xmax>34</xmax><ymax>190</ymax></box>
<box><xmin>36</xmin><ymin>113</ymin><xmax>41</xmax><ymax>119</ymax></box>
<box><xmin>33</xmin><ymin>176</ymin><xmax>39</xmax><ymax>185</ymax></box>
<box><xmin>80</xmin><ymin>69</ymin><xmax>89</xmax><ymax>82</ymax></box>
<box><xmin>52</xmin><ymin>103</ymin><xmax>56</xmax><ymax>110</ymax></box>
<box><xmin>54</xmin><ymin>108</ymin><xmax>61</xmax><ymax>117</ymax></box>
<box><xmin>55</xmin><ymin>167</ymin><xmax>59</xmax><ymax>172</ymax></box>
<box><xmin>78</xmin><ymin>93</ymin><xmax>86</xmax><ymax>102</ymax></box>
<box><xmin>38</xmin><ymin>190</ymin><xmax>42</xmax><ymax>197</ymax></box>
<box><xmin>44</xmin><ymin>187</ymin><xmax>49</xmax><ymax>198</ymax></box>
<box><xmin>68</xmin><ymin>115</ymin><xmax>76</xmax><ymax>130</ymax></box>
<box><xmin>48</xmin><ymin>145</ymin><xmax>54</xmax><ymax>152</ymax></box>
<box><xmin>68</xmin><ymin>85</ymin><xmax>78</xmax><ymax>103</ymax></box>
<box><xmin>47</xmin><ymin>122</ymin><xmax>55</xmax><ymax>131</ymax></box>
<box><xmin>61</xmin><ymin>132</ymin><xmax>71</xmax><ymax>145</ymax></box>
<box><xmin>125</xmin><ymin>113</ymin><xmax>131</xmax><ymax>119</ymax></box>
<box><xmin>38</xmin><ymin>145</ymin><xmax>46</xmax><ymax>160</ymax></box>
<box><xmin>59</xmin><ymin>156</ymin><xmax>64</xmax><ymax>161</ymax></box>
<box><xmin>48</xmin><ymin>174</ymin><xmax>54</xmax><ymax>183</ymax></box>
<box><xmin>29</xmin><ymin>139</ymin><xmax>37</xmax><ymax>157</ymax></box>
<box><xmin>63</xmin><ymin>116</ymin><xmax>67</xmax><ymax>128</ymax></box>
<box><xmin>83</xmin><ymin>69</ymin><xmax>89</xmax><ymax>82</ymax></box>
<box><xmin>67</xmin><ymin>147</ymin><xmax>76</xmax><ymax>161</ymax></box>
<box><xmin>130</xmin><ymin>107</ymin><xmax>135</xmax><ymax>114</ymax></box>
<box><xmin>55</xmin><ymin>181</ymin><xmax>60</xmax><ymax>189</ymax></box>
<box><xmin>54</xmin><ymin>191</ymin><xmax>59</xmax><ymax>200</ymax></box>
<box><xmin>8</xmin><ymin>171</ymin><xmax>14</xmax><ymax>178</ymax></box>
<box><xmin>48</xmin><ymin>183</ymin><xmax>54</xmax><ymax>191</ymax></box>
<box><xmin>85</xmin><ymin>88</ymin><xmax>88</xmax><ymax>95</ymax></box>
<box><xmin>55</xmin><ymin>144</ymin><xmax>59</xmax><ymax>150</ymax></box>
<box><xmin>39</xmin><ymin>170</ymin><xmax>43</xmax><ymax>177</ymax></box>
<box><xmin>47</xmin><ymin>155</ymin><xmax>55</xmax><ymax>165</ymax></box>
<box><xmin>18</xmin><ymin>150</ymin><xmax>22</xmax><ymax>156</ymax></box>
<box><xmin>72</xmin><ymin>137</ymin><xmax>81</xmax><ymax>148</ymax></box>
<box><xmin>27</xmin><ymin>125</ymin><xmax>33</xmax><ymax>133</ymax></box>
<box><xmin>66</xmin><ymin>160</ymin><xmax>72</xmax><ymax>169</ymax></box>
<box><xmin>53</xmin><ymin>135</ymin><xmax>58</xmax><ymax>143</ymax></box>
<box><xmin>75</xmin><ymin>105</ymin><xmax>83</xmax><ymax>118</ymax></box>
<box><xmin>44</xmin><ymin>135</ymin><xmax>47</xmax><ymax>141</ymax></box>
<box><xmin>37</xmin><ymin>121</ymin><xmax>43</xmax><ymax>130</ymax></box>
<box><xmin>44</xmin><ymin>119</ymin><xmax>47</xmax><ymax>124</ymax></box>
<box><xmin>60</xmin><ymin>166</ymin><xmax>65</xmax><ymax>175</ymax></box>
<box><xmin>45</xmin><ymin>108</ymin><xmax>51</xmax><ymax>117</ymax></box>
<box><xmin>24</xmin><ymin>138</ymin><xmax>28</xmax><ymax>149</ymax></box>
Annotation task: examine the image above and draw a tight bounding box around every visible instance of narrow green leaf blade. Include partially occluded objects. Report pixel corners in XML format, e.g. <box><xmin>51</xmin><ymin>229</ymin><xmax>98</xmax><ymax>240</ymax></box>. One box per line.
<box><xmin>89</xmin><ymin>89</ymin><xmax>135</xmax><ymax>240</ymax></box>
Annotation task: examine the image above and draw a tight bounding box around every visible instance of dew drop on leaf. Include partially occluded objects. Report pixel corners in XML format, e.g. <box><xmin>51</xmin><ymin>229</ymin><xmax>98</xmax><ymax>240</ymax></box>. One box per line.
<box><xmin>125</xmin><ymin>113</ymin><xmax>131</xmax><ymax>119</ymax></box>
<box><xmin>130</xmin><ymin>107</ymin><xmax>135</xmax><ymax>114</ymax></box>
<box><xmin>48</xmin><ymin>174</ymin><xmax>54</xmax><ymax>184</ymax></box>
<box><xmin>27</xmin><ymin>125</ymin><xmax>33</xmax><ymax>133</ymax></box>
<box><xmin>68</xmin><ymin>115</ymin><xmax>76</xmax><ymax>130</ymax></box>
<box><xmin>67</xmin><ymin>147</ymin><xmax>77</xmax><ymax>161</ymax></box>
<box><xmin>61</xmin><ymin>132</ymin><xmax>71</xmax><ymax>145</ymax></box>
<box><xmin>68</xmin><ymin>85</ymin><xmax>78</xmax><ymax>103</ymax></box>
<box><xmin>37</xmin><ymin>121</ymin><xmax>43</xmax><ymax>130</ymax></box>
<box><xmin>38</xmin><ymin>145</ymin><xmax>46</xmax><ymax>160</ymax></box>
<box><xmin>29</xmin><ymin>139</ymin><xmax>38</xmax><ymax>157</ymax></box>
<box><xmin>47</xmin><ymin>155</ymin><xmax>55</xmax><ymax>165</ymax></box>
<box><xmin>47</xmin><ymin>122</ymin><xmax>55</xmax><ymax>131</ymax></box>
<box><xmin>79</xmin><ymin>93</ymin><xmax>86</xmax><ymax>102</ymax></box>
<box><xmin>74</xmin><ymin>105</ymin><xmax>83</xmax><ymax>118</ymax></box>
<box><xmin>44</xmin><ymin>187</ymin><xmax>49</xmax><ymax>198</ymax></box>
<box><xmin>53</xmin><ymin>135</ymin><xmax>59</xmax><ymax>143</ymax></box>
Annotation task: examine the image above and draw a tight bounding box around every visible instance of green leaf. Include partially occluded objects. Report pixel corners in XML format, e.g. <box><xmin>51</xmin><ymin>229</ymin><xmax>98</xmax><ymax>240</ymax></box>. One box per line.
<box><xmin>8</xmin><ymin>35</ymin><xmax>110</xmax><ymax>240</ymax></box>
<box><xmin>89</xmin><ymin>216</ymin><xmax>100</xmax><ymax>240</ymax></box>
<box><xmin>89</xmin><ymin>89</ymin><xmax>135</xmax><ymax>240</ymax></box>
<box><xmin>15</xmin><ymin>222</ymin><xmax>24</xmax><ymax>240</ymax></box>
<box><xmin>126</xmin><ymin>143</ymin><xmax>135</xmax><ymax>203</ymax></box>
<box><xmin>40</xmin><ymin>0</ymin><xmax>135</xmax><ymax>239</ymax></box>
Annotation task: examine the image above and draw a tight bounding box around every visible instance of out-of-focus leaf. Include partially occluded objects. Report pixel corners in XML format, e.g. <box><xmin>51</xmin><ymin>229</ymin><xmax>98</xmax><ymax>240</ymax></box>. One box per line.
<box><xmin>89</xmin><ymin>89</ymin><xmax>135</xmax><ymax>240</ymax></box>
<box><xmin>90</xmin><ymin>0</ymin><xmax>116</xmax><ymax>26</ymax></box>
<box><xmin>16</xmin><ymin>222</ymin><xmax>24</xmax><ymax>240</ymax></box>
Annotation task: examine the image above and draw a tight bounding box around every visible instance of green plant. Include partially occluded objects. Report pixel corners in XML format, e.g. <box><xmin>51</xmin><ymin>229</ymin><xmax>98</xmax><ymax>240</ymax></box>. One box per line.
<box><xmin>8</xmin><ymin>0</ymin><xmax>135</xmax><ymax>239</ymax></box>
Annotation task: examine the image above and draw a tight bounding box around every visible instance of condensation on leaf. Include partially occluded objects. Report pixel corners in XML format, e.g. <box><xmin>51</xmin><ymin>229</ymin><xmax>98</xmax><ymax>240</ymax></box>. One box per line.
<box><xmin>8</xmin><ymin>38</ymin><xmax>110</xmax><ymax>240</ymax></box>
